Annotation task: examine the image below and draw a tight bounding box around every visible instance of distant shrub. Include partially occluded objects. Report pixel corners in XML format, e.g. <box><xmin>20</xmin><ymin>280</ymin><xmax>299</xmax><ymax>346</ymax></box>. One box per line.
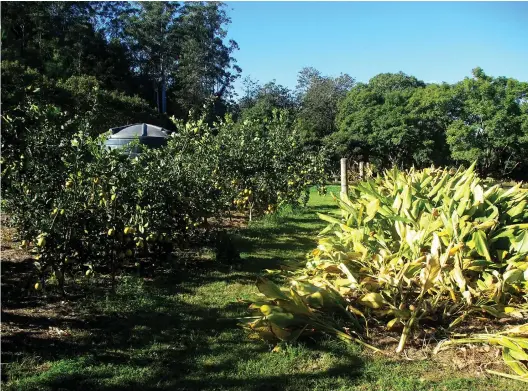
<box><xmin>57</xmin><ymin>75</ymin><xmax>172</xmax><ymax>132</ymax></box>
<box><xmin>1</xmin><ymin>61</ymin><xmax>173</xmax><ymax>136</ymax></box>
<box><xmin>1</xmin><ymin>60</ymin><xmax>54</xmax><ymax>110</ymax></box>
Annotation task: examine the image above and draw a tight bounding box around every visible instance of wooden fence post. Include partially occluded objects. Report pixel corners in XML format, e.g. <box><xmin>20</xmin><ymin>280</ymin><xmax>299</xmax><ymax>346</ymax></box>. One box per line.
<box><xmin>340</xmin><ymin>158</ymin><xmax>348</xmax><ymax>196</ymax></box>
<box><xmin>359</xmin><ymin>161</ymin><xmax>365</xmax><ymax>180</ymax></box>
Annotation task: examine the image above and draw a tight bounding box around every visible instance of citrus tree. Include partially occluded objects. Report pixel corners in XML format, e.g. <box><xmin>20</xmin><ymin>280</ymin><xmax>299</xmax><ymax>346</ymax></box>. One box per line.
<box><xmin>213</xmin><ymin>110</ymin><xmax>328</xmax><ymax>219</ymax></box>
<box><xmin>2</xmin><ymin>101</ymin><xmax>327</xmax><ymax>292</ymax></box>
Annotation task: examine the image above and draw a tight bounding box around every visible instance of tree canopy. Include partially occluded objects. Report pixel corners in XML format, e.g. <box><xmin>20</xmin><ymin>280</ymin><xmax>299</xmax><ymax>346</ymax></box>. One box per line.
<box><xmin>2</xmin><ymin>2</ymin><xmax>527</xmax><ymax>179</ymax></box>
<box><xmin>333</xmin><ymin>70</ymin><xmax>528</xmax><ymax>179</ymax></box>
<box><xmin>446</xmin><ymin>68</ymin><xmax>528</xmax><ymax>178</ymax></box>
<box><xmin>295</xmin><ymin>67</ymin><xmax>355</xmax><ymax>146</ymax></box>
<box><xmin>1</xmin><ymin>1</ymin><xmax>241</xmax><ymax>121</ymax></box>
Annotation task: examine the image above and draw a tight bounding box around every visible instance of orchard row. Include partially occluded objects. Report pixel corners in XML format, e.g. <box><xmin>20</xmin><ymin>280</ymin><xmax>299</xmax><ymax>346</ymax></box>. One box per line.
<box><xmin>2</xmin><ymin>100</ymin><xmax>327</xmax><ymax>291</ymax></box>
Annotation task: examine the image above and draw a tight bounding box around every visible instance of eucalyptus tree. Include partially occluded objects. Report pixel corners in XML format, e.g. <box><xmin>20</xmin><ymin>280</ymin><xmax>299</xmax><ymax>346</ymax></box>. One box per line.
<box><xmin>295</xmin><ymin>67</ymin><xmax>355</xmax><ymax>146</ymax></box>
<box><xmin>123</xmin><ymin>1</ymin><xmax>180</xmax><ymax>113</ymax></box>
<box><xmin>171</xmin><ymin>2</ymin><xmax>241</xmax><ymax>119</ymax></box>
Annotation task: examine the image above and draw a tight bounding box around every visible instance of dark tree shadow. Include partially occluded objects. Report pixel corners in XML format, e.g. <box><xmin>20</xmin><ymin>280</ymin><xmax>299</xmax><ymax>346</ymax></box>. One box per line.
<box><xmin>1</xmin><ymin>201</ymin><xmax>357</xmax><ymax>390</ymax></box>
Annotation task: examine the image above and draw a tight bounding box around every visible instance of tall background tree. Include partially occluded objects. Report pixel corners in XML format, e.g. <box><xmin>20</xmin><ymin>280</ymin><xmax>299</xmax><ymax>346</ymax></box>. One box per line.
<box><xmin>295</xmin><ymin>67</ymin><xmax>355</xmax><ymax>147</ymax></box>
<box><xmin>172</xmin><ymin>2</ymin><xmax>241</xmax><ymax>119</ymax></box>
<box><xmin>334</xmin><ymin>72</ymin><xmax>430</xmax><ymax>169</ymax></box>
<box><xmin>123</xmin><ymin>1</ymin><xmax>180</xmax><ymax>113</ymax></box>
<box><xmin>2</xmin><ymin>1</ymin><xmax>527</xmax><ymax>180</ymax></box>
<box><xmin>1</xmin><ymin>1</ymin><xmax>241</xmax><ymax>123</ymax></box>
<box><xmin>446</xmin><ymin>67</ymin><xmax>528</xmax><ymax>179</ymax></box>
<box><xmin>238</xmin><ymin>78</ymin><xmax>297</xmax><ymax>122</ymax></box>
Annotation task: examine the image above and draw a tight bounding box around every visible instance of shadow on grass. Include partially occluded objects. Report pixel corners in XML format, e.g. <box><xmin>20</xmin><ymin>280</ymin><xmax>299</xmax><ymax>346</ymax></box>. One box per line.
<box><xmin>2</xmin><ymin>267</ymin><xmax>365</xmax><ymax>390</ymax></box>
<box><xmin>232</xmin><ymin>203</ymin><xmax>334</xmax><ymax>274</ymax></box>
<box><xmin>2</xmin><ymin>200</ymin><xmax>356</xmax><ymax>390</ymax></box>
<box><xmin>10</xmin><ymin>354</ymin><xmax>364</xmax><ymax>391</ymax></box>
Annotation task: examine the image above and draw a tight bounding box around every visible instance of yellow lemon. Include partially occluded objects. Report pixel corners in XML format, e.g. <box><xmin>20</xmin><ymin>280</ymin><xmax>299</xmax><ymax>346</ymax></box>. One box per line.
<box><xmin>260</xmin><ymin>305</ymin><xmax>273</xmax><ymax>316</ymax></box>
<box><xmin>124</xmin><ymin>227</ymin><xmax>135</xmax><ymax>235</ymax></box>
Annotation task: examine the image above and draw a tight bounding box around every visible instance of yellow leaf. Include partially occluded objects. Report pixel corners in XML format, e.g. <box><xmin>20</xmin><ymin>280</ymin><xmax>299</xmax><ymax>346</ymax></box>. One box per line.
<box><xmin>503</xmin><ymin>348</ymin><xmax>528</xmax><ymax>377</ymax></box>
<box><xmin>420</xmin><ymin>254</ymin><xmax>441</xmax><ymax>292</ymax></box>
<box><xmin>358</xmin><ymin>292</ymin><xmax>386</xmax><ymax>309</ymax></box>
<box><xmin>387</xmin><ymin>318</ymin><xmax>400</xmax><ymax>330</ymax></box>
<box><xmin>364</xmin><ymin>199</ymin><xmax>380</xmax><ymax>223</ymax></box>
<box><xmin>449</xmin><ymin>243</ymin><xmax>464</xmax><ymax>256</ymax></box>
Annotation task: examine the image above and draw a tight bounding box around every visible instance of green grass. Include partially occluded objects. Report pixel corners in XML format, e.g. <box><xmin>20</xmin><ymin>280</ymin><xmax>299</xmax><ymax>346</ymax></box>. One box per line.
<box><xmin>3</xmin><ymin>186</ymin><xmax>524</xmax><ymax>390</ymax></box>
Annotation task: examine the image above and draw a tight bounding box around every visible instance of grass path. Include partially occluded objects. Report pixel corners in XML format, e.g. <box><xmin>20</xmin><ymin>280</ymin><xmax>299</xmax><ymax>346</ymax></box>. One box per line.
<box><xmin>3</xmin><ymin>187</ymin><xmax>523</xmax><ymax>390</ymax></box>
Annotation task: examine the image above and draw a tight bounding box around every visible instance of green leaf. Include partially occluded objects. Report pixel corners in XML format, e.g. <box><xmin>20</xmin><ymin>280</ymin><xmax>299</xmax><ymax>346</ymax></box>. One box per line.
<box><xmin>497</xmin><ymin>183</ymin><xmax>522</xmax><ymax>202</ymax></box>
<box><xmin>270</xmin><ymin>324</ymin><xmax>292</xmax><ymax>340</ymax></box>
<box><xmin>472</xmin><ymin>230</ymin><xmax>491</xmax><ymax>261</ymax></box>
<box><xmin>509</xmin><ymin>348</ymin><xmax>528</xmax><ymax>362</ymax></box>
<box><xmin>507</xmin><ymin>201</ymin><xmax>526</xmax><ymax>219</ymax></box>
<box><xmin>427</xmin><ymin>173</ymin><xmax>448</xmax><ymax>199</ymax></box>
<box><xmin>256</xmin><ymin>277</ymin><xmax>290</xmax><ymax>300</ymax></box>
<box><xmin>287</xmin><ymin>288</ymin><xmax>312</xmax><ymax>315</ymax></box>
<box><xmin>401</xmin><ymin>185</ymin><xmax>411</xmax><ymax>210</ymax></box>
<box><xmin>503</xmin><ymin>347</ymin><xmax>528</xmax><ymax>376</ymax></box>
<box><xmin>513</xmin><ymin>231</ymin><xmax>528</xmax><ymax>254</ymax></box>
<box><xmin>317</xmin><ymin>213</ymin><xmax>342</xmax><ymax>225</ymax></box>
<box><xmin>453</xmin><ymin>180</ymin><xmax>469</xmax><ymax>202</ymax></box>
<box><xmin>457</xmin><ymin>195</ymin><xmax>469</xmax><ymax>216</ymax></box>
<box><xmin>490</xmin><ymin>229</ymin><xmax>516</xmax><ymax>242</ymax></box>
<box><xmin>480</xmin><ymin>305</ymin><xmax>508</xmax><ymax>318</ymax></box>
<box><xmin>306</xmin><ymin>292</ymin><xmax>325</xmax><ymax>308</ymax></box>
<box><xmin>503</xmin><ymin>269</ymin><xmax>525</xmax><ymax>284</ymax></box>
<box><xmin>266</xmin><ymin>312</ymin><xmax>299</xmax><ymax>328</ymax></box>
<box><xmin>292</xmin><ymin>281</ymin><xmax>321</xmax><ymax>295</ymax></box>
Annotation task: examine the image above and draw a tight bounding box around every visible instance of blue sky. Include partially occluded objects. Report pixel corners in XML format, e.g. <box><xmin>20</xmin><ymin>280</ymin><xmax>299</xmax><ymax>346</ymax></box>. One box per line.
<box><xmin>224</xmin><ymin>1</ymin><xmax>528</xmax><ymax>95</ymax></box>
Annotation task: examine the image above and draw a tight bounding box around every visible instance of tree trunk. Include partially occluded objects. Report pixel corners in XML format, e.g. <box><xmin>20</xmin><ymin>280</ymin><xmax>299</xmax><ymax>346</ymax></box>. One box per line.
<box><xmin>161</xmin><ymin>77</ymin><xmax>167</xmax><ymax>114</ymax></box>
<box><xmin>156</xmin><ymin>86</ymin><xmax>160</xmax><ymax>113</ymax></box>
